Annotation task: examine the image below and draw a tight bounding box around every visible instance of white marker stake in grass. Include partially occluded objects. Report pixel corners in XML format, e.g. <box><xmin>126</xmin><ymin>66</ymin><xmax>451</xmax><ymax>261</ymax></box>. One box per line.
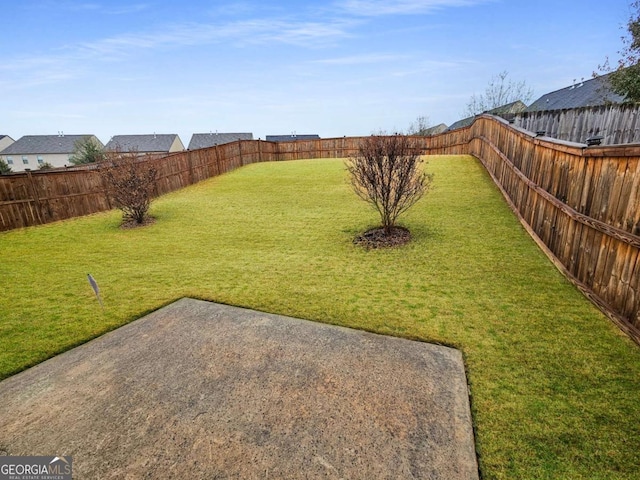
<box><xmin>87</xmin><ymin>273</ymin><xmax>103</xmax><ymax>310</ymax></box>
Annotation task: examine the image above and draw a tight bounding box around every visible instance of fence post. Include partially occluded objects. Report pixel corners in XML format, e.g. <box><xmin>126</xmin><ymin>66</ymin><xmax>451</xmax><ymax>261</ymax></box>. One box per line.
<box><xmin>187</xmin><ymin>150</ymin><xmax>195</xmax><ymax>185</ymax></box>
<box><xmin>25</xmin><ymin>170</ymin><xmax>45</xmax><ymax>225</ymax></box>
<box><xmin>206</xmin><ymin>149</ymin><xmax>215</xmax><ymax>179</ymax></box>
<box><xmin>238</xmin><ymin>140</ymin><xmax>244</xmax><ymax>167</ymax></box>
<box><xmin>215</xmin><ymin>144</ymin><xmax>222</xmax><ymax>174</ymax></box>
<box><xmin>99</xmin><ymin>169</ymin><xmax>112</xmax><ymax>209</ymax></box>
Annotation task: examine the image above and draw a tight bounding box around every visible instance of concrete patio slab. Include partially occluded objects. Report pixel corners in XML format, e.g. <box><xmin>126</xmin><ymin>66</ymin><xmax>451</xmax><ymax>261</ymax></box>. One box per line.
<box><xmin>0</xmin><ymin>298</ymin><xmax>478</xmax><ymax>479</ymax></box>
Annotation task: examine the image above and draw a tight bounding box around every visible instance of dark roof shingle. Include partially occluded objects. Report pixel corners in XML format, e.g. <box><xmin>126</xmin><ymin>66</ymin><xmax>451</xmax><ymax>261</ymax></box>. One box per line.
<box><xmin>266</xmin><ymin>134</ymin><xmax>320</xmax><ymax>142</ymax></box>
<box><xmin>105</xmin><ymin>134</ymin><xmax>183</xmax><ymax>152</ymax></box>
<box><xmin>447</xmin><ymin>101</ymin><xmax>527</xmax><ymax>131</ymax></box>
<box><xmin>188</xmin><ymin>133</ymin><xmax>253</xmax><ymax>150</ymax></box>
<box><xmin>1</xmin><ymin>135</ymin><xmax>102</xmax><ymax>155</ymax></box>
<box><xmin>527</xmin><ymin>74</ymin><xmax>625</xmax><ymax>112</ymax></box>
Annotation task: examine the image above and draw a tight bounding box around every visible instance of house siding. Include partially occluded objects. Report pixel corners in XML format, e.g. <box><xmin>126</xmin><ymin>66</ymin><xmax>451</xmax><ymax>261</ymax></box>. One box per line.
<box><xmin>0</xmin><ymin>135</ymin><xmax>103</xmax><ymax>172</ymax></box>
<box><xmin>0</xmin><ymin>136</ymin><xmax>14</xmax><ymax>152</ymax></box>
<box><xmin>169</xmin><ymin>137</ymin><xmax>185</xmax><ymax>152</ymax></box>
<box><xmin>1</xmin><ymin>153</ymin><xmax>73</xmax><ymax>172</ymax></box>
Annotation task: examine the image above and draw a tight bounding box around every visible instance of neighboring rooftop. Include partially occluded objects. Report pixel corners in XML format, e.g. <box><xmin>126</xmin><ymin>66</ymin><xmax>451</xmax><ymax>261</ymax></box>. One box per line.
<box><xmin>527</xmin><ymin>74</ymin><xmax>625</xmax><ymax>112</ymax></box>
<box><xmin>447</xmin><ymin>116</ymin><xmax>475</xmax><ymax>132</ymax></box>
<box><xmin>0</xmin><ymin>135</ymin><xmax>15</xmax><ymax>153</ymax></box>
<box><xmin>1</xmin><ymin>135</ymin><xmax>101</xmax><ymax>154</ymax></box>
<box><xmin>266</xmin><ymin>134</ymin><xmax>320</xmax><ymax>142</ymax></box>
<box><xmin>188</xmin><ymin>133</ymin><xmax>253</xmax><ymax>150</ymax></box>
<box><xmin>105</xmin><ymin>134</ymin><xmax>184</xmax><ymax>153</ymax></box>
<box><xmin>489</xmin><ymin>100</ymin><xmax>527</xmax><ymax>116</ymax></box>
<box><xmin>447</xmin><ymin>100</ymin><xmax>527</xmax><ymax>131</ymax></box>
<box><xmin>421</xmin><ymin>123</ymin><xmax>448</xmax><ymax>136</ymax></box>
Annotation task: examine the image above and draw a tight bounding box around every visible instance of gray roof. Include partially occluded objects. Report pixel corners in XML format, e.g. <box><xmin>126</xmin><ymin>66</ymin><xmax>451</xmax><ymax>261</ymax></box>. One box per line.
<box><xmin>447</xmin><ymin>117</ymin><xmax>475</xmax><ymax>131</ymax></box>
<box><xmin>421</xmin><ymin>124</ymin><xmax>448</xmax><ymax>136</ymax></box>
<box><xmin>489</xmin><ymin>100</ymin><xmax>527</xmax><ymax>115</ymax></box>
<box><xmin>527</xmin><ymin>74</ymin><xmax>625</xmax><ymax>112</ymax></box>
<box><xmin>105</xmin><ymin>134</ymin><xmax>183</xmax><ymax>152</ymax></box>
<box><xmin>188</xmin><ymin>133</ymin><xmax>253</xmax><ymax>150</ymax></box>
<box><xmin>1</xmin><ymin>135</ymin><xmax>102</xmax><ymax>155</ymax></box>
<box><xmin>447</xmin><ymin>101</ymin><xmax>528</xmax><ymax>132</ymax></box>
<box><xmin>266</xmin><ymin>134</ymin><xmax>320</xmax><ymax>142</ymax></box>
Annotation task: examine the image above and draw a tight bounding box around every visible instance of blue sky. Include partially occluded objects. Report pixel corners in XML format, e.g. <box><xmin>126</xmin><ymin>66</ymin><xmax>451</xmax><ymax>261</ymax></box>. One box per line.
<box><xmin>2</xmin><ymin>0</ymin><xmax>633</xmax><ymax>144</ymax></box>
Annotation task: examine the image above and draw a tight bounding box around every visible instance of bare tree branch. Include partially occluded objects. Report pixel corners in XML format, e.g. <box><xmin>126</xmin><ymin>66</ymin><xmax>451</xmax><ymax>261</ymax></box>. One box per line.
<box><xmin>464</xmin><ymin>71</ymin><xmax>533</xmax><ymax>117</ymax></box>
<box><xmin>99</xmin><ymin>148</ymin><xmax>157</xmax><ymax>225</ymax></box>
<box><xmin>346</xmin><ymin>135</ymin><xmax>434</xmax><ymax>235</ymax></box>
<box><xmin>406</xmin><ymin>115</ymin><xmax>431</xmax><ymax>135</ymax></box>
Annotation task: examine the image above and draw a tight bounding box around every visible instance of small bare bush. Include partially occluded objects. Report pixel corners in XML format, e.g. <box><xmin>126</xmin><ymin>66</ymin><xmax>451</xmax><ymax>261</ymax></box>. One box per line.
<box><xmin>346</xmin><ymin>135</ymin><xmax>433</xmax><ymax>237</ymax></box>
<box><xmin>100</xmin><ymin>148</ymin><xmax>158</xmax><ymax>225</ymax></box>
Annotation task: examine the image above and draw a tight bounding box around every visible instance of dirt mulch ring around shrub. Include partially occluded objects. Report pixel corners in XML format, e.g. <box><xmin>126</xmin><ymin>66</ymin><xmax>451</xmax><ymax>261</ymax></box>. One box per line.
<box><xmin>119</xmin><ymin>216</ymin><xmax>156</xmax><ymax>230</ymax></box>
<box><xmin>353</xmin><ymin>226</ymin><xmax>411</xmax><ymax>248</ymax></box>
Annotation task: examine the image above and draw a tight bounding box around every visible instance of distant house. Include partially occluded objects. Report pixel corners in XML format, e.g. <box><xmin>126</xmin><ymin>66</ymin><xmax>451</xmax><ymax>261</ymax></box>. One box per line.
<box><xmin>513</xmin><ymin>74</ymin><xmax>632</xmax><ymax>144</ymax></box>
<box><xmin>420</xmin><ymin>124</ymin><xmax>448</xmax><ymax>136</ymax></box>
<box><xmin>526</xmin><ymin>74</ymin><xmax>624</xmax><ymax>112</ymax></box>
<box><xmin>447</xmin><ymin>100</ymin><xmax>527</xmax><ymax>131</ymax></box>
<box><xmin>105</xmin><ymin>134</ymin><xmax>185</xmax><ymax>154</ymax></box>
<box><xmin>266</xmin><ymin>134</ymin><xmax>320</xmax><ymax>142</ymax></box>
<box><xmin>447</xmin><ymin>117</ymin><xmax>475</xmax><ymax>132</ymax></box>
<box><xmin>188</xmin><ymin>132</ymin><xmax>253</xmax><ymax>150</ymax></box>
<box><xmin>0</xmin><ymin>134</ymin><xmax>103</xmax><ymax>172</ymax></box>
<box><xmin>0</xmin><ymin>135</ymin><xmax>15</xmax><ymax>153</ymax></box>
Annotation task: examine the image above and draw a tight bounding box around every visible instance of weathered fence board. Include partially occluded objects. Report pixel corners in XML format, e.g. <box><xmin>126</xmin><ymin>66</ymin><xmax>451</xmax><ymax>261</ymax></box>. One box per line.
<box><xmin>513</xmin><ymin>103</ymin><xmax>640</xmax><ymax>145</ymax></box>
<box><xmin>470</xmin><ymin>115</ymin><xmax>640</xmax><ymax>343</ymax></box>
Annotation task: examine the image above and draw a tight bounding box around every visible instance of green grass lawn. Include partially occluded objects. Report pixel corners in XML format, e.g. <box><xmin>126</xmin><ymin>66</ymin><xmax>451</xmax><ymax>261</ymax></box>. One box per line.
<box><xmin>1</xmin><ymin>156</ymin><xmax>639</xmax><ymax>479</ymax></box>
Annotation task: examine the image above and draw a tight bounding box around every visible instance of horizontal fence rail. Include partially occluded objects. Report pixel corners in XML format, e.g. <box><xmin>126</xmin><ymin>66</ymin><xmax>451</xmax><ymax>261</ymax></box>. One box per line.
<box><xmin>468</xmin><ymin>115</ymin><xmax>640</xmax><ymax>343</ymax></box>
<box><xmin>0</xmin><ymin>134</ymin><xmax>469</xmax><ymax>231</ymax></box>
<box><xmin>0</xmin><ymin>122</ymin><xmax>638</xmax><ymax>343</ymax></box>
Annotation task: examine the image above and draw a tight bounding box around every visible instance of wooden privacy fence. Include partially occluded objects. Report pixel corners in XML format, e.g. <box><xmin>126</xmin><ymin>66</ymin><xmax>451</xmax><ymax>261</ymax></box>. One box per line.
<box><xmin>469</xmin><ymin>115</ymin><xmax>640</xmax><ymax>344</ymax></box>
<box><xmin>512</xmin><ymin>103</ymin><xmax>640</xmax><ymax>145</ymax></box>
<box><xmin>0</xmin><ymin>121</ymin><xmax>638</xmax><ymax>343</ymax></box>
<box><xmin>0</xmin><ymin>133</ymin><xmax>469</xmax><ymax>231</ymax></box>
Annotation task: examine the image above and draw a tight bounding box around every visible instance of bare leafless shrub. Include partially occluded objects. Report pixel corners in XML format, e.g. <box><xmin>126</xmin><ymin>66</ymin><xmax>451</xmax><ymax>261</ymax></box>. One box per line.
<box><xmin>99</xmin><ymin>148</ymin><xmax>157</xmax><ymax>225</ymax></box>
<box><xmin>346</xmin><ymin>135</ymin><xmax>433</xmax><ymax>238</ymax></box>
<box><xmin>464</xmin><ymin>71</ymin><xmax>533</xmax><ymax>117</ymax></box>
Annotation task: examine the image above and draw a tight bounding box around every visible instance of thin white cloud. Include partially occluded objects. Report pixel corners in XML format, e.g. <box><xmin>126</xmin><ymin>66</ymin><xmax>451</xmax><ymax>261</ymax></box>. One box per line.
<box><xmin>13</xmin><ymin>110</ymin><xmax>86</xmax><ymax>120</ymax></box>
<box><xmin>207</xmin><ymin>2</ymin><xmax>264</xmax><ymax>17</ymax></box>
<box><xmin>34</xmin><ymin>1</ymin><xmax>149</xmax><ymax>15</ymax></box>
<box><xmin>390</xmin><ymin>59</ymin><xmax>472</xmax><ymax>76</ymax></box>
<box><xmin>337</xmin><ymin>0</ymin><xmax>490</xmax><ymax>16</ymax></box>
<box><xmin>105</xmin><ymin>4</ymin><xmax>149</xmax><ymax>15</ymax></box>
<box><xmin>75</xmin><ymin>18</ymin><xmax>355</xmax><ymax>58</ymax></box>
<box><xmin>0</xmin><ymin>53</ymin><xmax>80</xmax><ymax>91</ymax></box>
<box><xmin>312</xmin><ymin>53</ymin><xmax>411</xmax><ymax>65</ymax></box>
<box><xmin>1</xmin><ymin>12</ymin><xmax>356</xmax><ymax>92</ymax></box>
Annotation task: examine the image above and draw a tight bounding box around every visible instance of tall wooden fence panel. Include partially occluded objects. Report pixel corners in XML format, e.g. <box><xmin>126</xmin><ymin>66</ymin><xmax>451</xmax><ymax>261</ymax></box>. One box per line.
<box><xmin>0</xmin><ymin>168</ymin><xmax>110</xmax><ymax>230</ymax></box>
<box><xmin>469</xmin><ymin>115</ymin><xmax>640</xmax><ymax>342</ymax></box>
<box><xmin>0</xmin><ymin>133</ymin><xmax>470</xmax><ymax>232</ymax></box>
<box><xmin>1</xmin><ymin>127</ymin><xmax>638</xmax><ymax>343</ymax></box>
<box><xmin>513</xmin><ymin>103</ymin><xmax>640</xmax><ymax>145</ymax></box>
